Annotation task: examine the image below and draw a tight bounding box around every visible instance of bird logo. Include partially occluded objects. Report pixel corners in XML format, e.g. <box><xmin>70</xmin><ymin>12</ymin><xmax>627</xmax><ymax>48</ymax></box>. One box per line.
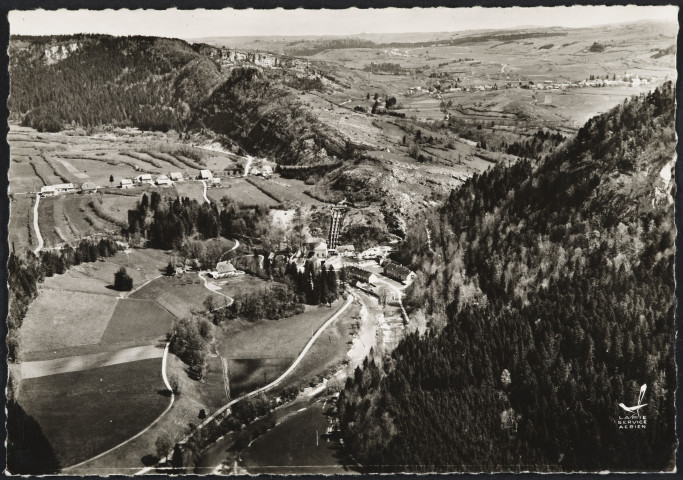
<box><xmin>619</xmin><ymin>384</ymin><xmax>647</xmax><ymax>417</ymax></box>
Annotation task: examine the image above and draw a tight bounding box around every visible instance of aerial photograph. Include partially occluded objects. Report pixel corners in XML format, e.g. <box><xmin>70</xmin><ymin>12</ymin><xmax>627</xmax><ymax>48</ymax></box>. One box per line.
<box><xmin>4</xmin><ymin>5</ymin><xmax>677</xmax><ymax>474</ymax></box>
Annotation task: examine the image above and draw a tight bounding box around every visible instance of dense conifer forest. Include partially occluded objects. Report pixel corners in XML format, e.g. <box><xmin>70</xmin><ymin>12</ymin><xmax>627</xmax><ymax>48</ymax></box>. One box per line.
<box><xmin>338</xmin><ymin>83</ymin><xmax>676</xmax><ymax>472</ymax></box>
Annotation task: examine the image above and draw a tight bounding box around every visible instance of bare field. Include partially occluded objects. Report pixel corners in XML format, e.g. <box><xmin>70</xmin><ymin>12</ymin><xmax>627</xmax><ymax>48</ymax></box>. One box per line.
<box><xmin>20</xmin><ymin>290</ymin><xmax>119</xmax><ymax>361</ymax></box>
<box><xmin>207</xmin><ymin>179</ymin><xmax>280</xmax><ymax>206</ymax></box>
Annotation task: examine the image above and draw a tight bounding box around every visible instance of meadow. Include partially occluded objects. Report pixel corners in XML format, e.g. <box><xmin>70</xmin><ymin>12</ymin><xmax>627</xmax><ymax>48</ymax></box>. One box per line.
<box><xmin>17</xmin><ymin>358</ymin><xmax>168</xmax><ymax>469</ymax></box>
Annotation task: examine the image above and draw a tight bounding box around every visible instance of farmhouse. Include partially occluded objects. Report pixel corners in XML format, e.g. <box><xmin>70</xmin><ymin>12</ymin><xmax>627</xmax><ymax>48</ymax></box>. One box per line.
<box><xmin>39</xmin><ymin>185</ymin><xmax>56</xmax><ymax>197</ymax></box>
<box><xmin>200</xmin><ymin>169</ymin><xmax>213</xmax><ymax>180</ymax></box>
<box><xmin>80</xmin><ymin>182</ymin><xmax>99</xmax><ymax>194</ymax></box>
<box><xmin>211</xmin><ymin>177</ymin><xmax>222</xmax><ymax>185</ymax></box>
<box><xmin>155</xmin><ymin>175</ymin><xmax>173</xmax><ymax>187</ymax></box>
<box><xmin>383</xmin><ymin>261</ymin><xmax>415</xmax><ymax>284</ymax></box>
<box><xmin>54</xmin><ymin>183</ymin><xmax>77</xmax><ymax>194</ymax></box>
<box><xmin>120</xmin><ymin>178</ymin><xmax>133</xmax><ymax>189</ymax></box>
<box><xmin>346</xmin><ymin>265</ymin><xmax>378</xmax><ymax>285</ymax></box>
<box><xmin>135</xmin><ymin>174</ymin><xmax>153</xmax><ymax>185</ymax></box>
<box><xmin>169</xmin><ymin>172</ymin><xmax>184</xmax><ymax>181</ymax></box>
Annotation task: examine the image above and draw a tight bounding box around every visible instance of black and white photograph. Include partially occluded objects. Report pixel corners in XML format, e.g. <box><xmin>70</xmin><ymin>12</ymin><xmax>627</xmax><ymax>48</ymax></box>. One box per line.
<box><xmin>3</xmin><ymin>4</ymin><xmax>678</xmax><ymax>475</ymax></box>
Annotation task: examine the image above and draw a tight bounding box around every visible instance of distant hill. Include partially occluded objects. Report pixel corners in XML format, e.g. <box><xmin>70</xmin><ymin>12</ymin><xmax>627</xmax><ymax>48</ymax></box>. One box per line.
<box><xmin>338</xmin><ymin>82</ymin><xmax>676</xmax><ymax>472</ymax></box>
<box><xmin>8</xmin><ymin>34</ymin><xmax>354</xmax><ymax>166</ymax></box>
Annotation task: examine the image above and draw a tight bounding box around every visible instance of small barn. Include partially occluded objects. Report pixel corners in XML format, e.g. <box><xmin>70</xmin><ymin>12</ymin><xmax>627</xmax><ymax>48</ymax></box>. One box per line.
<box><xmin>200</xmin><ymin>170</ymin><xmax>213</xmax><ymax>180</ymax></box>
<box><xmin>120</xmin><ymin>178</ymin><xmax>133</xmax><ymax>189</ymax></box>
<box><xmin>169</xmin><ymin>172</ymin><xmax>183</xmax><ymax>181</ymax></box>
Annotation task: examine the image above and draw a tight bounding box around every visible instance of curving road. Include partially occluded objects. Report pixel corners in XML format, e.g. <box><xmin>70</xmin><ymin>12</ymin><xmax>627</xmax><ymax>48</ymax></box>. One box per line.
<box><xmin>134</xmin><ymin>294</ymin><xmax>355</xmax><ymax>475</ymax></box>
<box><xmin>33</xmin><ymin>193</ymin><xmax>44</xmax><ymax>254</ymax></box>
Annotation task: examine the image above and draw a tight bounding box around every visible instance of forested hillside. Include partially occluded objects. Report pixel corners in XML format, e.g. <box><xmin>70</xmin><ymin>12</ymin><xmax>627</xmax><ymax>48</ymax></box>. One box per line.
<box><xmin>338</xmin><ymin>82</ymin><xmax>676</xmax><ymax>472</ymax></box>
<box><xmin>10</xmin><ymin>35</ymin><xmax>224</xmax><ymax>132</ymax></box>
<box><xmin>9</xmin><ymin>35</ymin><xmax>355</xmax><ymax>165</ymax></box>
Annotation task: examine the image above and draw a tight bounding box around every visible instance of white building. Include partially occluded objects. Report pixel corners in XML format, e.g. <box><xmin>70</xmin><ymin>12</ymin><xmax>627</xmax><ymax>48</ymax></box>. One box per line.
<box><xmin>40</xmin><ymin>185</ymin><xmax>56</xmax><ymax>197</ymax></box>
<box><xmin>211</xmin><ymin>177</ymin><xmax>221</xmax><ymax>185</ymax></box>
<box><xmin>200</xmin><ymin>170</ymin><xmax>213</xmax><ymax>180</ymax></box>
<box><xmin>120</xmin><ymin>178</ymin><xmax>133</xmax><ymax>189</ymax></box>
<box><xmin>156</xmin><ymin>175</ymin><xmax>173</xmax><ymax>187</ymax></box>
<box><xmin>169</xmin><ymin>172</ymin><xmax>184</xmax><ymax>181</ymax></box>
<box><xmin>135</xmin><ymin>174</ymin><xmax>153</xmax><ymax>185</ymax></box>
<box><xmin>53</xmin><ymin>183</ymin><xmax>76</xmax><ymax>194</ymax></box>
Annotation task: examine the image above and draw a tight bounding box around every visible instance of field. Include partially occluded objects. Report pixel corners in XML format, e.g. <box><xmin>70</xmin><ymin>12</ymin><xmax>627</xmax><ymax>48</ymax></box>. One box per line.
<box><xmin>227</xmin><ymin>358</ymin><xmax>294</xmax><ymax>398</ymax></box>
<box><xmin>242</xmin><ymin>399</ymin><xmax>349</xmax><ymax>474</ymax></box>
<box><xmin>17</xmin><ymin>358</ymin><xmax>168</xmax><ymax>469</ymax></box>
<box><xmin>247</xmin><ymin>177</ymin><xmax>328</xmax><ymax>205</ymax></box>
<box><xmin>37</xmin><ymin>194</ymin><xmax>122</xmax><ymax>247</ymax></box>
<box><xmin>19</xmin><ymin>290</ymin><xmax>119</xmax><ymax>361</ymax></box>
<box><xmin>214</xmin><ymin>273</ymin><xmax>273</xmax><ymax>298</ymax></box>
<box><xmin>129</xmin><ymin>273</ymin><xmax>229</xmax><ymax>318</ymax></box>
<box><xmin>9</xmin><ymin>193</ymin><xmax>36</xmax><ymax>253</ymax></box>
<box><xmin>206</xmin><ymin>179</ymin><xmax>280</xmax><ymax>206</ymax></box>
<box><xmin>99</xmin><ymin>299</ymin><xmax>175</xmax><ymax>346</ymax></box>
<box><xmin>173</xmin><ymin>180</ymin><xmax>207</xmax><ymax>203</ymax></box>
<box><xmin>216</xmin><ymin>297</ymin><xmax>355</xmax><ymax>398</ymax></box>
<box><xmin>279</xmin><ymin>300</ymin><xmax>362</xmax><ymax>391</ymax></box>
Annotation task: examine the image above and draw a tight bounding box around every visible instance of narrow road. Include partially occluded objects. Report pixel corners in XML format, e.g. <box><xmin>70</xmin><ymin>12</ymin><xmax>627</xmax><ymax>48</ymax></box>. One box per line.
<box><xmin>64</xmin><ymin>343</ymin><xmax>174</xmax><ymax>472</ymax></box>
<box><xmin>197</xmin><ymin>272</ymin><xmax>234</xmax><ymax>307</ymax></box>
<box><xmin>200</xmin><ymin>180</ymin><xmax>209</xmax><ymax>203</ymax></box>
<box><xmin>135</xmin><ymin>294</ymin><xmax>355</xmax><ymax>475</ymax></box>
<box><xmin>33</xmin><ymin>193</ymin><xmax>44</xmax><ymax>254</ymax></box>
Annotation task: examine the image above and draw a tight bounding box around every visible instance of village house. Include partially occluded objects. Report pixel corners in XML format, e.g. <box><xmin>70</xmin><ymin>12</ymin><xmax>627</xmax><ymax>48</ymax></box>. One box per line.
<box><xmin>169</xmin><ymin>172</ymin><xmax>184</xmax><ymax>181</ymax></box>
<box><xmin>155</xmin><ymin>175</ymin><xmax>173</xmax><ymax>187</ymax></box>
<box><xmin>346</xmin><ymin>265</ymin><xmax>378</xmax><ymax>285</ymax></box>
<box><xmin>383</xmin><ymin>261</ymin><xmax>415</xmax><ymax>284</ymax></box>
<box><xmin>135</xmin><ymin>174</ymin><xmax>153</xmax><ymax>185</ymax></box>
<box><xmin>200</xmin><ymin>169</ymin><xmax>213</xmax><ymax>180</ymax></box>
<box><xmin>120</xmin><ymin>178</ymin><xmax>133</xmax><ymax>189</ymax></box>
<box><xmin>80</xmin><ymin>182</ymin><xmax>99</xmax><ymax>194</ymax></box>
<box><xmin>211</xmin><ymin>177</ymin><xmax>222</xmax><ymax>185</ymax></box>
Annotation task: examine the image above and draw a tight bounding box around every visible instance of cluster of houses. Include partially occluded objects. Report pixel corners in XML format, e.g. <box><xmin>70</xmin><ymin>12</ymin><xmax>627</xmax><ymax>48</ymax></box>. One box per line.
<box><xmin>120</xmin><ymin>172</ymin><xmax>185</xmax><ymax>189</ymax></box>
<box><xmin>40</xmin><ymin>182</ymin><xmax>99</xmax><ymax>197</ymax></box>
<box><xmin>404</xmin><ymin>74</ymin><xmax>656</xmax><ymax>97</ymax></box>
